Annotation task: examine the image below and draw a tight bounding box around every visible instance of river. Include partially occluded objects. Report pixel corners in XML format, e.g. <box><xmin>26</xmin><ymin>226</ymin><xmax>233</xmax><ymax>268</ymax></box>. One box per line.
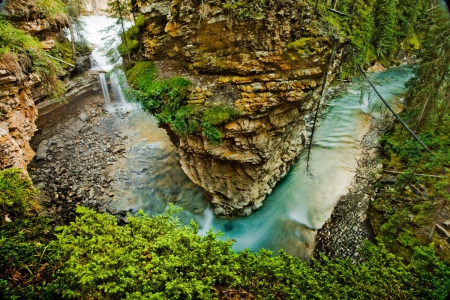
<box><xmin>38</xmin><ymin>16</ymin><xmax>413</xmax><ymax>260</ymax></box>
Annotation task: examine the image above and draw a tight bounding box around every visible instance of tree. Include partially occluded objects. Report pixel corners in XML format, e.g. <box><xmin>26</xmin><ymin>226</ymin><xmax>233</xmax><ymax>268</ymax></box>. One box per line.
<box><xmin>63</xmin><ymin>0</ymin><xmax>86</xmax><ymax>60</ymax></box>
<box><xmin>104</xmin><ymin>0</ymin><xmax>132</xmax><ymax>64</ymax></box>
<box><xmin>405</xmin><ymin>7</ymin><xmax>450</xmax><ymax>132</ymax></box>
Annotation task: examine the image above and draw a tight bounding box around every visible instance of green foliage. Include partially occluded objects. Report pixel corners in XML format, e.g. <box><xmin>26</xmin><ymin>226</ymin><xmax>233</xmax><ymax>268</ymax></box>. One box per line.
<box><xmin>202</xmin><ymin>104</ymin><xmax>241</xmax><ymax>126</ymax></box>
<box><xmin>0</xmin><ymin>17</ymin><xmax>65</xmax><ymax>98</ymax></box>
<box><xmin>223</xmin><ymin>0</ymin><xmax>275</xmax><ymax>20</ymax></box>
<box><xmin>48</xmin><ymin>208</ymin><xmax>450</xmax><ymax>299</ymax></box>
<box><xmin>312</xmin><ymin>0</ymin><xmax>430</xmax><ymax>75</ymax></box>
<box><xmin>0</xmin><ymin>169</ymin><xmax>60</xmax><ymax>299</ymax></box>
<box><xmin>0</xmin><ymin>181</ymin><xmax>449</xmax><ymax>300</ymax></box>
<box><xmin>404</xmin><ymin>8</ymin><xmax>450</xmax><ymax>132</ymax></box>
<box><xmin>126</xmin><ymin>62</ymin><xmax>241</xmax><ymax>145</ymax></box>
<box><xmin>102</xmin><ymin>0</ymin><xmax>134</xmax><ymax>64</ymax></box>
<box><xmin>0</xmin><ymin>168</ymin><xmax>36</xmax><ymax>220</ymax></box>
<box><xmin>117</xmin><ymin>24</ymin><xmax>140</xmax><ymax>55</ymax></box>
<box><xmin>135</xmin><ymin>14</ymin><xmax>146</xmax><ymax>28</ymax></box>
<box><xmin>35</xmin><ymin>0</ymin><xmax>66</xmax><ymax>18</ymax></box>
<box><xmin>201</xmin><ymin>121</ymin><xmax>223</xmax><ymax>145</ymax></box>
<box><xmin>372</xmin><ymin>11</ymin><xmax>450</xmax><ymax>260</ymax></box>
<box><xmin>52</xmin><ymin>206</ymin><xmax>236</xmax><ymax>299</ymax></box>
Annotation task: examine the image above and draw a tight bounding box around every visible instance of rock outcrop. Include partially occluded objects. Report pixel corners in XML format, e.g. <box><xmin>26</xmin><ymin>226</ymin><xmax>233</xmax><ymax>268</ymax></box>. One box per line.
<box><xmin>0</xmin><ymin>0</ymin><xmax>67</xmax><ymax>172</ymax></box>
<box><xmin>135</xmin><ymin>0</ymin><xmax>345</xmax><ymax>216</ymax></box>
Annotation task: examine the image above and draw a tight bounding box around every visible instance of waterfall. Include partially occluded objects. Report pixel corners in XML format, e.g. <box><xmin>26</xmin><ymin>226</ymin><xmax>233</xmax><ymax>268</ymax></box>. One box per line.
<box><xmin>98</xmin><ymin>72</ymin><xmax>112</xmax><ymax>111</ymax></box>
<box><xmin>82</xmin><ymin>16</ymin><xmax>132</xmax><ymax>111</ymax></box>
<box><xmin>110</xmin><ymin>72</ymin><xmax>133</xmax><ymax>110</ymax></box>
<box><xmin>198</xmin><ymin>207</ymin><xmax>214</xmax><ymax>236</ymax></box>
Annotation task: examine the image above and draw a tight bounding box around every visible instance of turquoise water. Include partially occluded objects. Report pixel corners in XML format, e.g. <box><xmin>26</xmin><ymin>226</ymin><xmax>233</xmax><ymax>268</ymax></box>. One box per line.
<box><xmin>188</xmin><ymin>66</ymin><xmax>413</xmax><ymax>259</ymax></box>
<box><xmin>83</xmin><ymin>15</ymin><xmax>413</xmax><ymax>259</ymax></box>
<box><xmin>110</xmin><ymin>67</ymin><xmax>412</xmax><ymax>260</ymax></box>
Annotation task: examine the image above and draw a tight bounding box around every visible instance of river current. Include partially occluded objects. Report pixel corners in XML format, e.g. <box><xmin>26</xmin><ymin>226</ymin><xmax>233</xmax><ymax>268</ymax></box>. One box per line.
<box><xmin>79</xmin><ymin>16</ymin><xmax>413</xmax><ymax>259</ymax></box>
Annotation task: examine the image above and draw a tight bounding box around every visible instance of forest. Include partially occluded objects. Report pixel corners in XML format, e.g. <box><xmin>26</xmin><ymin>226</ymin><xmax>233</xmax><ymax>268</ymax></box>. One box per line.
<box><xmin>1</xmin><ymin>0</ymin><xmax>450</xmax><ymax>299</ymax></box>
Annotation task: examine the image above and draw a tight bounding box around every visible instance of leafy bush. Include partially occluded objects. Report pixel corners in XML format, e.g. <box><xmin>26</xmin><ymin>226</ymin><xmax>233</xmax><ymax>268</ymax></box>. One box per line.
<box><xmin>0</xmin><ymin>177</ymin><xmax>449</xmax><ymax>300</ymax></box>
<box><xmin>202</xmin><ymin>104</ymin><xmax>241</xmax><ymax>126</ymax></box>
<box><xmin>52</xmin><ymin>207</ymin><xmax>236</xmax><ymax>299</ymax></box>
<box><xmin>201</xmin><ymin>121</ymin><xmax>223</xmax><ymax>145</ymax></box>
<box><xmin>47</xmin><ymin>207</ymin><xmax>450</xmax><ymax>299</ymax></box>
<box><xmin>0</xmin><ymin>169</ymin><xmax>60</xmax><ymax>299</ymax></box>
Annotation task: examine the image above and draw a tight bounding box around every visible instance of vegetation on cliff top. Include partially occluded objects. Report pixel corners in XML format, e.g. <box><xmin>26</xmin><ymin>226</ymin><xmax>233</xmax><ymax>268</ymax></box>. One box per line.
<box><xmin>125</xmin><ymin>61</ymin><xmax>241</xmax><ymax>145</ymax></box>
<box><xmin>1</xmin><ymin>168</ymin><xmax>449</xmax><ymax>299</ymax></box>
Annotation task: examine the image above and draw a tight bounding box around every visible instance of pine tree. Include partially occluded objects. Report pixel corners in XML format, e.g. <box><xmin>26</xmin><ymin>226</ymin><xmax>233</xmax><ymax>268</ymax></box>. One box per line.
<box><xmin>405</xmin><ymin>7</ymin><xmax>450</xmax><ymax>132</ymax></box>
<box><xmin>104</xmin><ymin>0</ymin><xmax>132</xmax><ymax>64</ymax></box>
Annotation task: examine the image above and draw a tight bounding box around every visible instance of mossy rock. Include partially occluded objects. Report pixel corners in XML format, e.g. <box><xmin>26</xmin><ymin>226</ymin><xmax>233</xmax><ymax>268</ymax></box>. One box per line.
<box><xmin>125</xmin><ymin>25</ymin><xmax>140</xmax><ymax>39</ymax></box>
<box><xmin>118</xmin><ymin>39</ymin><xmax>139</xmax><ymax>55</ymax></box>
<box><xmin>286</xmin><ymin>37</ymin><xmax>329</xmax><ymax>60</ymax></box>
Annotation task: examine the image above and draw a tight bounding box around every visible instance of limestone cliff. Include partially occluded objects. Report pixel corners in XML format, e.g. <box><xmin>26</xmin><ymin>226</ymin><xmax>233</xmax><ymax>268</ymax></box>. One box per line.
<box><xmin>0</xmin><ymin>0</ymin><xmax>67</xmax><ymax>172</ymax></box>
<box><xmin>134</xmin><ymin>0</ymin><xmax>345</xmax><ymax>216</ymax></box>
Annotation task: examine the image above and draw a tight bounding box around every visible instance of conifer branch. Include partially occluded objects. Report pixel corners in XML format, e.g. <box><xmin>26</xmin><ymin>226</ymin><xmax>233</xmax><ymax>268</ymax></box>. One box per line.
<box><xmin>358</xmin><ymin>66</ymin><xmax>433</xmax><ymax>155</ymax></box>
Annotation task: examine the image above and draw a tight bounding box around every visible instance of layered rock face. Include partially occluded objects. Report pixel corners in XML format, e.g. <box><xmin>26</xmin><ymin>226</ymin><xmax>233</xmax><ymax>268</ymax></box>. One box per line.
<box><xmin>84</xmin><ymin>0</ymin><xmax>109</xmax><ymax>15</ymax></box>
<box><xmin>135</xmin><ymin>0</ymin><xmax>344</xmax><ymax>216</ymax></box>
<box><xmin>0</xmin><ymin>1</ymin><xmax>67</xmax><ymax>172</ymax></box>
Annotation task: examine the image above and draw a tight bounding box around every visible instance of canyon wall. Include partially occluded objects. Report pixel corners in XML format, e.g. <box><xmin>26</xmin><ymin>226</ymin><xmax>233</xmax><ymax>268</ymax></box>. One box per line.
<box><xmin>135</xmin><ymin>0</ymin><xmax>345</xmax><ymax>216</ymax></box>
<box><xmin>83</xmin><ymin>0</ymin><xmax>109</xmax><ymax>15</ymax></box>
<box><xmin>0</xmin><ymin>0</ymin><xmax>67</xmax><ymax>172</ymax></box>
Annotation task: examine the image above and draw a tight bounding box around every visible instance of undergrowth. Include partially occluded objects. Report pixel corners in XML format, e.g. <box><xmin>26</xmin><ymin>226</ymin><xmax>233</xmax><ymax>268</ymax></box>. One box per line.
<box><xmin>0</xmin><ymin>17</ymin><xmax>65</xmax><ymax>98</ymax></box>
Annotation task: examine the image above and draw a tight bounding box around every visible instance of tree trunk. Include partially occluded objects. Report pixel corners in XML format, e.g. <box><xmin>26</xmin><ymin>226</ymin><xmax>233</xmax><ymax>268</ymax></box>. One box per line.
<box><xmin>68</xmin><ymin>18</ymin><xmax>77</xmax><ymax>61</ymax></box>
<box><xmin>306</xmin><ymin>38</ymin><xmax>337</xmax><ymax>173</ymax></box>
<box><xmin>428</xmin><ymin>200</ymin><xmax>446</xmax><ymax>240</ymax></box>
<box><xmin>435</xmin><ymin>92</ymin><xmax>450</xmax><ymax>133</ymax></box>
<box><xmin>117</xmin><ymin>0</ymin><xmax>131</xmax><ymax>64</ymax></box>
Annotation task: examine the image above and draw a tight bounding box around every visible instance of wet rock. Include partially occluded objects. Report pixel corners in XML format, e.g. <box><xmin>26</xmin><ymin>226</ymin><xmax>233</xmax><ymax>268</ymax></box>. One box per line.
<box><xmin>35</xmin><ymin>140</ymin><xmax>50</xmax><ymax>161</ymax></box>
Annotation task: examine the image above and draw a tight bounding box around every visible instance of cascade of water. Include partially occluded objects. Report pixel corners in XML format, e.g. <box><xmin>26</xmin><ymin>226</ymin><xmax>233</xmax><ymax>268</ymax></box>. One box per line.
<box><xmin>98</xmin><ymin>72</ymin><xmax>112</xmax><ymax>111</ymax></box>
<box><xmin>198</xmin><ymin>207</ymin><xmax>214</xmax><ymax>236</ymax></box>
<box><xmin>110</xmin><ymin>71</ymin><xmax>133</xmax><ymax>110</ymax></box>
<box><xmin>82</xmin><ymin>16</ymin><xmax>132</xmax><ymax>110</ymax></box>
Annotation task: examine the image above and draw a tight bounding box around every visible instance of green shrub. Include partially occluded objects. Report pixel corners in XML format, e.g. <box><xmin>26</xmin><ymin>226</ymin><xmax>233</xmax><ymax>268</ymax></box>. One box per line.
<box><xmin>202</xmin><ymin>104</ymin><xmax>241</xmax><ymax>126</ymax></box>
<box><xmin>201</xmin><ymin>121</ymin><xmax>222</xmax><ymax>145</ymax></box>
<box><xmin>0</xmin><ymin>168</ymin><xmax>60</xmax><ymax>299</ymax></box>
<box><xmin>52</xmin><ymin>207</ymin><xmax>236</xmax><ymax>299</ymax></box>
<box><xmin>125</xmin><ymin>62</ymin><xmax>243</xmax><ymax>145</ymax></box>
<box><xmin>0</xmin><ymin>168</ymin><xmax>36</xmax><ymax>221</ymax></box>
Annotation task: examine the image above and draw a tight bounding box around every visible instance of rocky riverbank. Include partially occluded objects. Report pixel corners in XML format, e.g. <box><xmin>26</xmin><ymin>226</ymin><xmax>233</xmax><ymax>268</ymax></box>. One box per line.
<box><xmin>29</xmin><ymin>79</ymin><xmax>208</xmax><ymax>224</ymax></box>
<box><xmin>29</xmin><ymin>89</ymin><xmax>128</xmax><ymax>223</ymax></box>
<box><xmin>314</xmin><ymin>114</ymin><xmax>397</xmax><ymax>261</ymax></box>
